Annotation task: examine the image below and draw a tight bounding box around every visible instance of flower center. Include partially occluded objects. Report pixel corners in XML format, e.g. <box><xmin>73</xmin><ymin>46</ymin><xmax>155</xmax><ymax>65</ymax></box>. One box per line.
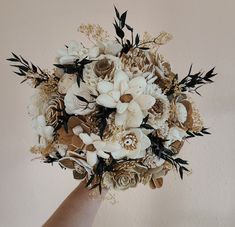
<box><xmin>86</xmin><ymin>144</ymin><xmax>96</xmax><ymax>152</ymax></box>
<box><xmin>121</xmin><ymin>133</ymin><xmax>138</xmax><ymax>151</ymax></box>
<box><xmin>120</xmin><ymin>94</ymin><xmax>133</xmax><ymax>103</ymax></box>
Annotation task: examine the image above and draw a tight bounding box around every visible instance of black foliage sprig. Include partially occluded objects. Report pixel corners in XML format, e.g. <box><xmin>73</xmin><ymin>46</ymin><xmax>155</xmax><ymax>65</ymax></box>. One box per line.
<box><xmin>94</xmin><ymin>105</ymin><xmax>116</xmax><ymax>139</ymax></box>
<box><xmin>114</xmin><ymin>6</ymin><xmax>148</xmax><ymax>55</ymax></box>
<box><xmin>179</xmin><ymin>65</ymin><xmax>217</xmax><ymax>95</ymax></box>
<box><xmin>7</xmin><ymin>53</ymin><xmax>50</xmax><ymax>87</ymax></box>
<box><xmin>186</xmin><ymin>127</ymin><xmax>211</xmax><ymax>139</ymax></box>
<box><xmin>148</xmin><ymin>134</ymin><xmax>189</xmax><ymax>179</ymax></box>
<box><xmin>114</xmin><ymin>6</ymin><xmax>164</xmax><ymax>55</ymax></box>
<box><xmin>86</xmin><ymin>157</ymin><xmax>117</xmax><ymax>193</ymax></box>
<box><xmin>140</xmin><ymin>114</ymin><xmax>154</xmax><ymax>129</ymax></box>
<box><xmin>44</xmin><ymin>152</ymin><xmax>63</xmax><ymax>165</ymax></box>
<box><xmin>54</xmin><ymin>57</ymin><xmax>93</xmax><ymax>87</ymax></box>
<box><xmin>57</xmin><ymin>108</ymin><xmax>74</xmax><ymax>133</ymax></box>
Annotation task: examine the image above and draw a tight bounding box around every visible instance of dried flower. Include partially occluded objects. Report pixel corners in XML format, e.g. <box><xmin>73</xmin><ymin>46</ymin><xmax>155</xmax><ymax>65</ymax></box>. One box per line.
<box><xmin>96</xmin><ymin>71</ymin><xmax>155</xmax><ymax>128</ymax></box>
<box><xmin>79</xmin><ymin>24</ymin><xmax>109</xmax><ymax>42</ymax></box>
<box><xmin>94</xmin><ymin>58</ymin><xmax>115</xmax><ymax>79</ymax></box>
<box><xmin>64</xmin><ymin>83</ymin><xmax>97</xmax><ymax>115</ymax></box>
<box><xmin>45</xmin><ymin>96</ymin><xmax>65</xmax><ymax>128</ymax></box>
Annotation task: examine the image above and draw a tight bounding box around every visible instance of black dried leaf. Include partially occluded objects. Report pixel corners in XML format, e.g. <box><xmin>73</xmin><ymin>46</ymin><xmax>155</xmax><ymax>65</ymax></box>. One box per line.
<box><xmin>186</xmin><ymin>127</ymin><xmax>211</xmax><ymax>139</ymax></box>
<box><xmin>139</xmin><ymin>47</ymin><xmax>150</xmax><ymax>50</ymax></box>
<box><xmin>76</xmin><ymin>95</ymin><xmax>89</xmax><ymax>103</ymax></box>
<box><xmin>99</xmin><ymin>183</ymin><xmax>102</xmax><ymax>194</ymax></box>
<box><xmin>78</xmin><ymin>58</ymin><xmax>93</xmax><ymax>65</ymax></box>
<box><xmin>201</xmin><ymin>128</ymin><xmax>211</xmax><ymax>135</ymax></box>
<box><xmin>53</xmin><ymin>64</ymin><xmax>65</xmax><ymax>69</ymax></box>
<box><xmin>114</xmin><ymin>25</ymin><xmax>125</xmax><ymax>39</ymax></box>
<box><xmin>14</xmin><ymin>71</ymin><xmax>25</xmax><ymax>76</ymax></box>
<box><xmin>31</xmin><ymin>63</ymin><xmax>37</xmax><ymax>73</ymax></box>
<box><xmin>90</xmin><ymin>94</ymin><xmax>98</xmax><ymax>98</ymax></box>
<box><xmin>20</xmin><ymin>56</ymin><xmax>28</xmax><ymax>65</ymax></box>
<box><xmin>77</xmin><ymin>74</ymin><xmax>81</xmax><ymax>87</ymax></box>
<box><xmin>6</xmin><ymin>58</ymin><xmax>19</xmax><ymax>62</ymax></box>
<box><xmin>11</xmin><ymin>65</ymin><xmax>29</xmax><ymax>72</ymax></box>
<box><xmin>12</xmin><ymin>52</ymin><xmax>20</xmax><ymax>60</ymax></box>
<box><xmin>175</xmin><ymin>158</ymin><xmax>188</xmax><ymax>165</ymax></box>
<box><xmin>181</xmin><ymin>166</ymin><xmax>189</xmax><ymax>172</ymax></box>
<box><xmin>99</xmin><ymin>118</ymin><xmax>107</xmax><ymax>139</ymax></box>
<box><xmin>140</xmin><ymin>124</ymin><xmax>154</xmax><ymax>130</ymax></box>
<box><xmin>44</xmin><ymin>156</ymin><xmax>58</xmax><ymax>164</ymax></box>
<box><xmin>193</xmin><ymin>132</ymin><xmax>203</xmax><ymax>136</ymax></box>
<box><xmin>20</xmin><ymin>78</ymin><xmax>27</xmax><ymax>84</ymax></box>
<box><xmin>95</xmin><ymin>106</ymin><xmax>116</xmax><ymax>139</ymax></box>
<box><xmin>135</xmin><ymin>34</ymin><xmax>140</xmax><ymax>46</ymax></box>
<box><xmin>125</xmin><ymin>24</ymin><xmax>133</xmax><ymax>31</ymax></box>
<box><xmin>179</xmin><ymin>166</ymin><xmax>184</xmax><ymax>179</ymax></box>
<box><xmin>179</xmin><ymin>166</ymin><xmax>190</xmax><ymax>179</ymax></box>
<box><xmin>8</xmin><ymin>53</ymin><xmax>51</xmax><ymax>87</ymax></box>
<box><xmin>86</xmin><ymin>175</ymin><xmax>95</xmax><ymax>187</ymax></box>
<box><xmin>142</xmin><ymin>114</ymin><xmax>149</xmax><ymax>125</ymax></box>
<box><xmin>120</xmin><ymin>11</ymin><xmax>127</xmax><ymax>28</ymax></box>
<box><xmin>114</xmin><ymin>5</ymin><xmax>120</xmax><ymax>19</ymax></box>
<box><xmin>89</xmin><ymin>183</ymin><xmax>100</xmax><ymax>190</ymax></box>
<box><xmin>179</xmin><ymin>65</ymin><xmax>217</xmax><ymax>94</ymax></box>
<box><xmin>148</xmin><ymin>133</ymin><xmax>190</xmax><ymax>180</ymax></box>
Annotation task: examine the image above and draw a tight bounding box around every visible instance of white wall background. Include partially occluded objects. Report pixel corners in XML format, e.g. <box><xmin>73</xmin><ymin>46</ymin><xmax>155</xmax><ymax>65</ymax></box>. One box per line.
<box><xmin>0</xmin><ymin>0</ymin><xmax>234</xmax><ymax>226</ymax></box>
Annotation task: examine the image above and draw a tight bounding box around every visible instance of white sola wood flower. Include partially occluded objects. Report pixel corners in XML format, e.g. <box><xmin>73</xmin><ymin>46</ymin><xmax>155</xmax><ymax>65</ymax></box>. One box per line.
<box><xmin>32</xmin><ymin>115</ymin><xmax>54</xmax><ymax>147</ymax></box>
<box><xmin>97</xmin><ymin>40</ymin><xmax>122</xmax><ymax>56</ymax></box>
<box><xmin>57</xmin><ymin>41</ymin><xmax>99</xmax><ymax>64</ymax></box>
<box><xmin>105</xmin><ymin>128</ymin><xmax>151</xmax><ymax>159</ymax></box>
<box><xmin>96</xmin><ymin>70</ymin><xmax>156</xmax><ymax>128</ymax></box>
<box><xmin>64</xmin><ymin>82</ymin><xmax>98</xmax><ymax>115</ymax></box>
<box><xmin>164</xmin><ymin>126</ymin><xmax>187</xmax><ymax>148</ymax></box>
<box><xmin>79</xmin><ymin>133</ymin><xmax>110</xmax><ymax>167</ymax></box>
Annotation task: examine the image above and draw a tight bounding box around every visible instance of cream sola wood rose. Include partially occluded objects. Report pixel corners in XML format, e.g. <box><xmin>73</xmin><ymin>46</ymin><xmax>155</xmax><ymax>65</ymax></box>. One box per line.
<box><xmin>7</xmin><ymin>6</ymin><xmax>216</xmax><ymax>192</ymax></box>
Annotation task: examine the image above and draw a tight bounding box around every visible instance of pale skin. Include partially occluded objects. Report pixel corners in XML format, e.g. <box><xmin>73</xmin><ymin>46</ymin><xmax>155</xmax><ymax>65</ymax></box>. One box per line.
<box><xmin>42</xmin><ymin>181</ymin><xmax>107</xmax><ymax>227</ymax></box>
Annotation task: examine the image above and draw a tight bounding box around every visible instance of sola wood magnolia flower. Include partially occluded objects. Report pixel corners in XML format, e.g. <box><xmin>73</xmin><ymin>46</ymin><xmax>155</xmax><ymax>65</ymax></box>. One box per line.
<box><xmin>7</xmin><ymin>6</ymin><xmax>216</xmax><ymax>192</ymax></box>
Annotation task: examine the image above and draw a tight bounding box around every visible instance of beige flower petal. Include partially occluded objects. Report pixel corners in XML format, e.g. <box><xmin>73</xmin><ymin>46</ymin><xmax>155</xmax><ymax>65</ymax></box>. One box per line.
<box><xmin>140</xmin><ymin>132</ymin><xmax>151</xmax><ymax>150</ymax></box>
<box><xmin>126</xmin><ymin>111</ymin><xmax>143</xmax><ymax>128</ymax></box>
<box><xmin>114</xmin><ymin>70</ymin><xmax>129</xmax><ymax>90</ymax></box>
<box><xmin>97</xmin><ymin>150</ymin><xmax>110</xmax><ymax>159</ymax></box>
<box><xmin>115</xmin><ymin>111</ymin><xmax>128</xmax><ymax>126</ymax></box>
<box><xmin>93</xmin><ymin>140</ymin><xmax>106</xmax><ymax>151</ymax></box>
<box><xmin>135</xmin><ymin>94</ymin><xmax>156</xmax><ymax>110</ymax></box>
<box><xmin>116</xmin><ymin>101</ymin><xmax>128</xmax><ymax>114</ymax></box>
<box><xmin>86</xmin><ymin>151</ymin><xmax>98</xmax><ymax>167</ymax></box>
<box><xmin>97</xmin><ymin>81</ymin><xmax>114</xmax><ymax>94</ymax></box>
<box><xmin>128</xmin><ymin>76</ymin><xmax>147</xmax><ymax>95</ymax></box>
<box><xmin>88</xmin><ymin>46</ymin><xmax>99</xmax><ymax>58</ymax></box>
<box><xmin>104</xmin><ymin>141</ymin><xmax>122</xmax><ymax>153</ymax></box>
<box><xmin>96</xmin><ymin>94</ymin><xmax>117</xmax><ymax>108</ymax></box>
<box><xmin>79</xmin><ymin>133</ymin><xmax>93</xmax><ymax>145</ymax></box>
<box><xmin>119</xmin><ymin>80</ymin><xmax>129</xmax><ymax>94</ymax></box>
<box><xmin>109</xmin><ymin>90</ymin><xmax>121</xmax><ymax>102</ymax></box>
<box><xmin>128</xmin><ymin>100</ymin><xmax>141</xmax><ymax>113</ymax></box>
<box><xmin>72</xmin><ymin>126</ymin><xmax>83</xmax><ymax>135</ymax></box>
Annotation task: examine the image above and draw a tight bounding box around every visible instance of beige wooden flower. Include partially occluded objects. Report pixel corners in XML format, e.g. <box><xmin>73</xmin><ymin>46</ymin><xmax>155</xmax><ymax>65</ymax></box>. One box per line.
<box><xmin>96</xmin><ymin>70</ymin><xmax>155</xmax><ymax>128</ymax></box>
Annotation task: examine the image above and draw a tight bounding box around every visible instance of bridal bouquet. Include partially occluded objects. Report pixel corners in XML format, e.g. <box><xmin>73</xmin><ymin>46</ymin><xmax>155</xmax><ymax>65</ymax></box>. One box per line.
<box><xmin>7</xmin><ymin>7</ymin><xmax>216</xmax><ymax>192</ymax></box>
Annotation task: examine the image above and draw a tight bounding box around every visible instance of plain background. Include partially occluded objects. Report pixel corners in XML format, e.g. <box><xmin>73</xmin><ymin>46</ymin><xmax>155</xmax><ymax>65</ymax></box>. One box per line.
<box><xmin>0</xmin><ymin>0</ymin><xmax>234</xmax><ymax>226</ymax></box>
